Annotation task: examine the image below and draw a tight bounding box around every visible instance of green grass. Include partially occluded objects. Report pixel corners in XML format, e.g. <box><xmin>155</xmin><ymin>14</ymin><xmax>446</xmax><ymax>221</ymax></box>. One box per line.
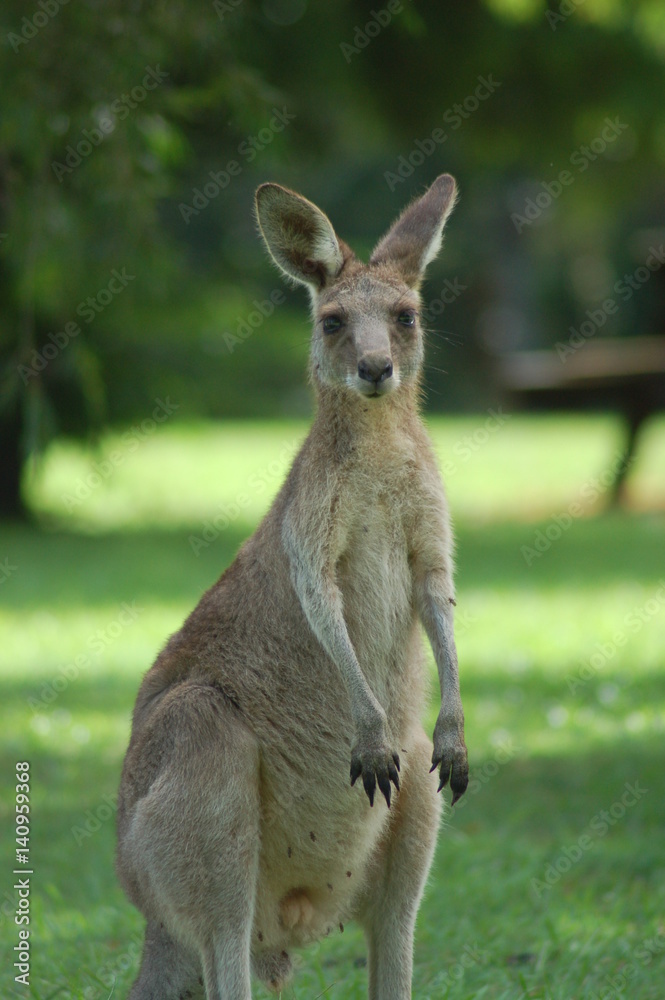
<box><xmin>1</xmin><ymin>412</ymin><xmax>665</xmax><ymax>999</ymax></box>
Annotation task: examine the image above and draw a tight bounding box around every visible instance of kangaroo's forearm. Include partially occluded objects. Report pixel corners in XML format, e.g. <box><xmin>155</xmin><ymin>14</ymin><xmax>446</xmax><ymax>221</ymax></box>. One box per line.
<box><xmin>416</xmin><ymin>567</ymin><xmax>468</xmax><ymax>799</ymax></box>
<box><xmin>417</xmin><ymin>570</ymin><xmax>464</xmax><ymax>723</ymax></box>
<box><xmin>294</xmin><ymin>571</ymin><xmax>385</xmax><ymax>729</ymax></box>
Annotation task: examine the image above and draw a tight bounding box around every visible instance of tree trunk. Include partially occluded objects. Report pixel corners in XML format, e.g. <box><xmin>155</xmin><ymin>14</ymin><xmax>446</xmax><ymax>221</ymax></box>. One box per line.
<box><xmin>0</xmin><ymin>402</ymin><xmax>28</xmax><ymax>519</ymax></box>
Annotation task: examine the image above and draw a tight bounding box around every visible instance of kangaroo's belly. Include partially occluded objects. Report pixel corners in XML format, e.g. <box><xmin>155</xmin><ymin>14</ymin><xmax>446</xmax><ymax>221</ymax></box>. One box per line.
<box><xmin>253</xmin><ymin>787</ymin><xmax>386</xmax><ymax>949</ymax></box>
<box><xmin>253</xmin><ymin>719</ymin><xmax>417</xmax><ymax>951</ymax></box>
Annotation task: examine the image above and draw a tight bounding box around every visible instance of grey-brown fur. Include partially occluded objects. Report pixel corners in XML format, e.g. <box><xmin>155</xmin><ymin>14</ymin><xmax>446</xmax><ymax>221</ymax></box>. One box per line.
<box><xmin>116</xmin><ymin>174</ymin><xmax>469</xmax><ymax>999</ymax></box>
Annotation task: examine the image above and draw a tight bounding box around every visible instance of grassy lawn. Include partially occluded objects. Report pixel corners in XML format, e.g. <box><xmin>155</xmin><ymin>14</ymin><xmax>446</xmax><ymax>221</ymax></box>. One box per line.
<box><xmin>1</xmin><ymin>412</ymin><xmax>664</xmax><ymax>999</ymax></box>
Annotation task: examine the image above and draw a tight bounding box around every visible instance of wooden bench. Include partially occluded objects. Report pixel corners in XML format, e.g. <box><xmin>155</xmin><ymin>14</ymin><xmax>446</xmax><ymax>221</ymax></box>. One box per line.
<box><xmin>496</xmin><ymin>335</ymin><xmax>665</xmax><ymax>503</ymax></box>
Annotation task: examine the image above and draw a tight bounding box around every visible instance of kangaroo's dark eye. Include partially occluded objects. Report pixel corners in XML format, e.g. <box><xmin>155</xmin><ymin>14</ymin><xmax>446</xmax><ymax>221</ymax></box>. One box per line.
<box><xmin>397</xmin><ymin>310</ymin><xmax>416</xmax><ymax>327</ymax></box>
<box><xmin>323</xmin><ymin>315</ymin><xmax>343</xmax><ymax>334</ymax></box>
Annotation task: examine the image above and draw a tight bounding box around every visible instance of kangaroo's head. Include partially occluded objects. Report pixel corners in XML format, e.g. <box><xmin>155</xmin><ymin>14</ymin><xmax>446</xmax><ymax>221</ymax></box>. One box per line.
<box><xmin>255</xmin><ymin>175</ymin><xmax>457</xmax><ymax>403</ymax></box>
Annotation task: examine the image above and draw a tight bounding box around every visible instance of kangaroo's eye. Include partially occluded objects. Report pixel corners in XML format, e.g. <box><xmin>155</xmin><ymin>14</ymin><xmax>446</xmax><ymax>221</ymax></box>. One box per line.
<box><xmin>322</xmin><ymin>315</ymin><xmax>343</xmax><ymax>334</ymax></box>
<box><xmin>397</xmin><ymin>310</ymin><xmax>416</xmax><ymax>327</ymax></box>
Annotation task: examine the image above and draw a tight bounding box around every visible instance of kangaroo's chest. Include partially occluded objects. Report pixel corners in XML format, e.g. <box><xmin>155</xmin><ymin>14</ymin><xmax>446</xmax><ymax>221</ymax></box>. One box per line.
<box><xmin>336</xmin><ymin>477</ymin><xmax>415</xmax><ymax>669</ymax></box>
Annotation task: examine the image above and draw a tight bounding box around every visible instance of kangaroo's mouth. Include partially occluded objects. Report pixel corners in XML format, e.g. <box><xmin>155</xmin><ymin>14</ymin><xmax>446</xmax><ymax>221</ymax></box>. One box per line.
<box><xmin>356</xmin><ymin>378</ymin><xmax>394</xmax><ymax>399</ymax></box>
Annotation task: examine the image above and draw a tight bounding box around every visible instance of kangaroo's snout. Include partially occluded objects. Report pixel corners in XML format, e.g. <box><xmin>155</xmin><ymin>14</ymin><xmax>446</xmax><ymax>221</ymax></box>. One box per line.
<box><xmin>358</xmin><ymin>354</ymin><xmax>393</xmax><ymax>386</ymax></box>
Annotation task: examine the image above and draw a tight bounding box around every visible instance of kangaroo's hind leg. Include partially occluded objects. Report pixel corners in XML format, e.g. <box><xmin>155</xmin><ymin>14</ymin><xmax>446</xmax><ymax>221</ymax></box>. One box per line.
<box><xmin>117</xmin><ymin>681</ymin><xmax>260</xmax><ymax>1000</ymax></box>
<box><xmin>356</xmin><ymin>731</ymin><xmax>441</xmax><ymax>1000</ymax></box>
<box><xmin>128</xmin><ymin>921</ymin><xmax>204</xmax><ymax>1000</ymax></box>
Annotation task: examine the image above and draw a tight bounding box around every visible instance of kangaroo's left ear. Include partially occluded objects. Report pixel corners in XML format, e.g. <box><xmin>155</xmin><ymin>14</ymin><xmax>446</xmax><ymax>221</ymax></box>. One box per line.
<box><xmin>255</xmin><ymin>183</ymin><xmax>352</xmax><ymax>292</ymax></box>
<box><xmin>369</xmin><ymin>174</ymin><xmax>458</xmax><ymax>290</ymax></box>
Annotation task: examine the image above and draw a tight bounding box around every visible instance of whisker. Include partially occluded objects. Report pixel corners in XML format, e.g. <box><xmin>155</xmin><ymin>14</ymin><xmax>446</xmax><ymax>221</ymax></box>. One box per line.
<box><xmin>420</xmin><ymin>376</ymin><xmax>444</xmax><ymax>398</ymax></box>
<box><xmin>282</xmin><ymin>338</ymin><xmax>312</xmax><ymax>353</ymax></box>
<box><xmin>424</xmin><ymin>328</ymin><xmax>463</xmax><ymax>346</ymax></box>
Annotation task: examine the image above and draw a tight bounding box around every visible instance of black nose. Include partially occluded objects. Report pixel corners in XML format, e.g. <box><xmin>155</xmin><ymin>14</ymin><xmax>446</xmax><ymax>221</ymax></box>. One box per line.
<box><xmin>358</xmin><ymin>357</ymin><xmax>393</xmax><ymax>384</ymax></box>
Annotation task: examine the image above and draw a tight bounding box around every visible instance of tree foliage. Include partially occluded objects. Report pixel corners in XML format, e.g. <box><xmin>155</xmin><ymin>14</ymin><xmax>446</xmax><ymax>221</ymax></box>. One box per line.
<box><xmin>1</xmin><ymin>0</ymin><xmax>664</xmax><ymax>514</ymax></box>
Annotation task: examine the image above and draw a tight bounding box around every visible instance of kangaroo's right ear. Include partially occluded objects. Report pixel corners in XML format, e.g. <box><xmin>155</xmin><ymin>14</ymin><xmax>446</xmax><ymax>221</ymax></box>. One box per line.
<box><xmin>255</xmin><ymin>183</ymin><xmax>350</xmax><ymax>292</ymax></box>
<box><xmin>369</xmin><ymin>174</ymin><xmax>458</xmax><ymax>290</ymax></box>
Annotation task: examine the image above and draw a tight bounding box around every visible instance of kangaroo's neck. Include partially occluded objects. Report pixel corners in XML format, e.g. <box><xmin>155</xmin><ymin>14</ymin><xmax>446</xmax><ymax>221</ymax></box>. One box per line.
<box><xmin>311</xmin><ymin>383</ymin><xmax>422</xmax><ymax>462</ymax></box>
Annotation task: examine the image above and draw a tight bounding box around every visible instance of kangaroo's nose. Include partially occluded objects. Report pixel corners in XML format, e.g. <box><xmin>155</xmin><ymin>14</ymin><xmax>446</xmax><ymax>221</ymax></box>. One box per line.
<box><xmin>358</xmin><ymin>355</ymin><xmax>393</xmax><ymax>384</ymax></box>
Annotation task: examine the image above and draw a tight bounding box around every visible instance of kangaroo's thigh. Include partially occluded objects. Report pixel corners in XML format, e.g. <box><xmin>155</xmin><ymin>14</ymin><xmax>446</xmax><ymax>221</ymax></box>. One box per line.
<box><xmin>117</xmin><ymin>681</ymin><xmax>260</xmax><ymax>992</ymax></box>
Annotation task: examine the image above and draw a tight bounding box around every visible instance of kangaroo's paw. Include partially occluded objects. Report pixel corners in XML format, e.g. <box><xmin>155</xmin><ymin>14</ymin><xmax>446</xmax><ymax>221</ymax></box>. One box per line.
<box><xmin>430</xmin><ymin>711</ymin><xmax>468</xmax><ymax>804</ymax></box>
<box><xmin>350</xmin><ymin>741</ymin><xmax>400</xmax><ymax>808</ymax></box>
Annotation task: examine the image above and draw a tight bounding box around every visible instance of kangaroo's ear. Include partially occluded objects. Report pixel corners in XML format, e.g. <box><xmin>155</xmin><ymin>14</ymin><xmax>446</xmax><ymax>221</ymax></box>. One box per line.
<box><xmin>255</xmin><ymin>183</ymin><xmax>350</xmax><ymax>291</ymax></box>
<box><xmin>369</xmin><ymin>174</ymin><xmax>458</xmax><ymax>289</ymax></box>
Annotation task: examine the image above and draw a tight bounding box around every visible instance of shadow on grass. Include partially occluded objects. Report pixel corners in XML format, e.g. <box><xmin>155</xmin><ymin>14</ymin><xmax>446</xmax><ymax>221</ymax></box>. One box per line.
<box><xmin>2</xmin><ymin>649</ymin><xmax>663</xmax><ymax>996</ymax></box>
<box><xmin>1</xmin><ymin>512</ymin><xmax>664</xmax><ymax>612</ymax></box>
<box><xmin>455</xmin><ymin>512</ymin><xmax>665</xmax><ymax>591</ymax></box>
<box><xmin>3</xmin><ymin>709</ymin><xmax>661</xmax><ymax>909</ymax></box>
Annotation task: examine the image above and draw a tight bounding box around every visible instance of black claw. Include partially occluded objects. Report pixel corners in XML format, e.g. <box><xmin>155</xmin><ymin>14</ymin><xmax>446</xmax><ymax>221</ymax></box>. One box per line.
<box><xmin>377</xmin><ymin>771</ymin><xmax>392</xmax><ymax>808</ymax></box>
<box><xmin>350</xmin><ymin>758</ymin><xmax>362</xmax><ymax>786</ymax></box>
<box><xmin>450</xmin><ymin>763</ymin><xmax>469</xmax><ymax>804</ymax></box>
<box><xmin>388</xmin><ymin>761</ymin><xmax>400</xmax><ymax>791</ymax></box>
<box><xmin>392</xmin><ymin>752</ymin><xmax>401</xmax><ymax>772</ymax></box>
<box><xmin>437</xmin><ymin>764</ymin><xmax>450</xmax><ymax>794</ymax></box>
<box><xmin>362</xmin><ymin>770</ymin><xmax>376</xmax><ymax>807</ymax></box>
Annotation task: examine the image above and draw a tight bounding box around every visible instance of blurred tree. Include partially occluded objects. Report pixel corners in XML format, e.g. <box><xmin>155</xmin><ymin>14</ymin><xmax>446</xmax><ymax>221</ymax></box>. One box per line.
<box><xmin>1</xmin><ymin>0</ymin><xmax>664</xmax><ymax>517</ymax></box>
<box><xmin>0</xmin><ymin>0</ymin><xmax>286</xmax><ymax>516</ymax></box>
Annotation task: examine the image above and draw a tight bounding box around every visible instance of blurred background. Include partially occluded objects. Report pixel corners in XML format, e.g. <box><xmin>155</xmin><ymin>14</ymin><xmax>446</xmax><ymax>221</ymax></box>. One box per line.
<box><xmin>2</xmin><ymin>0</ymin><xmax>665</xmax><ymax>514</ymax></box>
<box><xmin>1</xmin><ymin>2</ymin><xmax>665</xmax><ymax>998</ymax></box>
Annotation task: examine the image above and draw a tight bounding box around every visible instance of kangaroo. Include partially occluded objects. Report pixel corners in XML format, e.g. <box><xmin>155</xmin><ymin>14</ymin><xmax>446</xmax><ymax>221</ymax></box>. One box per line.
<box><xmin>116</xmin><ymin>173</ymin><xmax>469</xmax><ymax>1000</ymax></box>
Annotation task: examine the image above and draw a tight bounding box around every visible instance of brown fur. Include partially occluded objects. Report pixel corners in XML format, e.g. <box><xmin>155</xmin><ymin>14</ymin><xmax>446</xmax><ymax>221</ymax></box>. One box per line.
<box><xmin>116</xmin><ymin>174</ymin><xmax>468</xmax><ymax>1000</ymax></box>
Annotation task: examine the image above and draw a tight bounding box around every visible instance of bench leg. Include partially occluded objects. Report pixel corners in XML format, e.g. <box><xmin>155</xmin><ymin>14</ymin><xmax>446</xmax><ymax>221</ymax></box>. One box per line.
<box><xmin>610</xmin><ymin>410</ymin><xmax>644</xmax><ymax>507</ymax></box>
